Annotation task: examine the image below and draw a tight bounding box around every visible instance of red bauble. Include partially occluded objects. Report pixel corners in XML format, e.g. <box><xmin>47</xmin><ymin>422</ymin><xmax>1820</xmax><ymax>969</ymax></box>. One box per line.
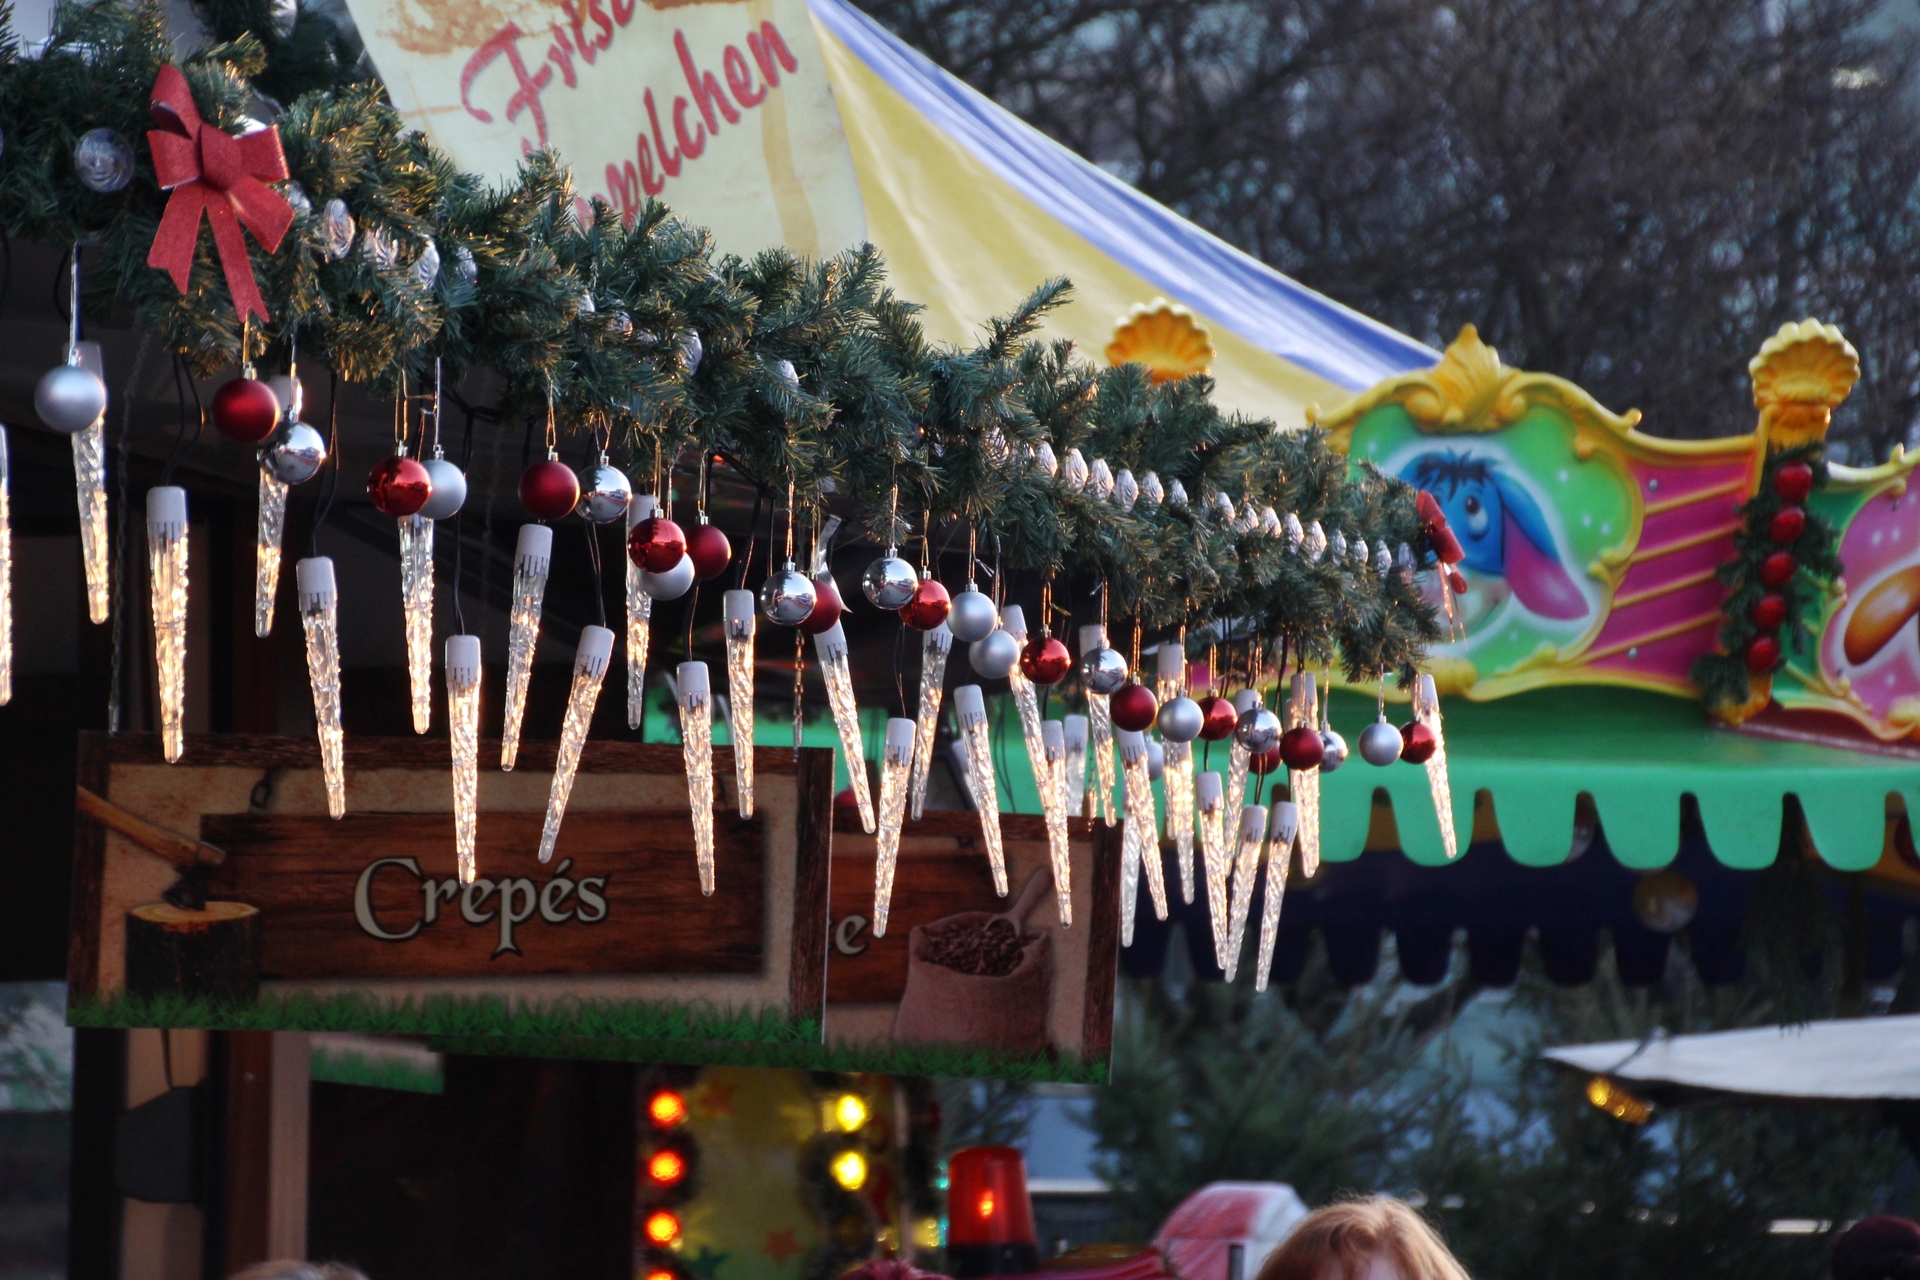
<box><xmin>1400</xmin><ymin>721</ymin><xmax>1438</xmax><ymax>765</ymax></box>
<box><xmin>1768</xmin><ymin>506</ymin><xmax>1806</xmax><ymax>545</ymax></box>
<box><xmin>685</xmin><ymin>522</ymin><xmax>732</xmax><ymax>580</ymax></box>
<box><xmin>1773</xmin><ymin>460</ymin><xmax>1815</xmax><ymax>503</ymax></box>
<box><xmin>212</xmin><ymin>376</ymin><xmax>281</xmax><ymax>444</ymax></box>
<box><xmin>367</xmin><ymin>455</ymin><xmax>432</xmax><ymax>517</ymax></box>
<box><xmin>1279</xmin><ymin>725</ymin><xmax>1325</xmax><ymax>770</ymax></box>
<box><xmin>1760</xmin><ymin>551</ymin><xmax>1796</xmax><ymax>587</ymax></box>
<box><xmin>1110</xmin><ymin>681</ymin><xmax>1159</xmax><ymax>732</ymax></box>
<box><xmin>1752</xmin><ymin>593</ymin><xmax>1789</xmax><ymax>630</ymax></box>
<box><xmin>521</xmin><ymin>460</ymin><xmax>581</xmax><ymax>521</ymax></box>
<box><xmin>800</xmin><ymin>575</ymin><xmax>843</xmax><ymax>635</ymax></box>
<box><xmin>1250</xmin><ymin>747</ymin><xmax>1283</xmax><ymax>776</ymax></box>
<box><xmin>900</xmin><ymin>578</ymin><xmax>952</xmax><ymax>631</ymax></box>
<box><xmin>1020</xmin><ymin>636</ymin><xmax>1073</xmax><ymax>685</ymax></box>
<box><xmin>627</xmin><ymin>515</ymin><xmax>687</xmax><ymax>572</ymax></box>
<box><xmin>1745</xmin><ymin>635</ymin><xmax>1781</xmax><ymax>672</ymax></box>
<box><xmin>1196</xmin><ymin>694</ymin><xmax>1238</xmax><ymax>741</ymax></box>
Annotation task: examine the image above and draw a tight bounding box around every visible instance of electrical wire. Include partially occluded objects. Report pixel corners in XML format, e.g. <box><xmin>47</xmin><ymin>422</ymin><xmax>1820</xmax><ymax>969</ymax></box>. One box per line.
<box><xmin>310</xmin><ymin>370</ymin><xmax>340</xmax><ymax>559</ymax></box>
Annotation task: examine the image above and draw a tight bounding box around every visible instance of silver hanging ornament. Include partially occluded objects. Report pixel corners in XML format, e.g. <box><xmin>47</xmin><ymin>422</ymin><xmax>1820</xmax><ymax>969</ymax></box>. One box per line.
<box><xmin>412</xmin><ymin>240</ymin><xmax>441</xmax><ymax>292</ymax></box>
<box><xmin>1319</xmin><ymin>728</ymin><xmax>1349</xmax><ymax>772</ymax></box>
<box><xmin>760</xmin><ymin>559</ymin><xmax>818</xmax><ymax>625</ymax></box>
<box><xmin>862</xmin><ymin>554</ymin><xmax>918</xmax><ymax>609</ymax></box>
<box><xmin>419</xmin><ymin>451</ymin><xmax>467</xmax><ymax>519</ymax></box>
<box><xmin>264</xmin><ymin>421</ymin><xmax>328</xmax><ymax>484</ymax></box>
<box><xmin>35</xmin><ymin>362</ymin><xmax>107</xmax><ymax>435</ymax></box>
<box><xmin>282</xmin><ymin>181</ymin><xmax>311</xmax><ymax>220</ymax></box>
<box><xmin>73</xmin><ymin>128</ymin><xmax>134</xmax><ymax>193</ymax></box>
<box><xmin>1081</xmin><ymin>645</ymin><xmax>1129</xmax><ymax>695</ymax></box>
<box><xmin>577</xmin><ymin>291</ymin><xmax>597</xmax><ymax>315</ymax></box>
<box><xmin>948</xmin><ymin>587</ymin><xmax>998</xmax><ymax>643</ymax></box>
<box><xmin>640</xmin><ymin>552</ymin><xmax>695</xmax><ymax>601</ymax></box>
<box><xmin>1359</xmin><ymin>718</ymin><xmax>1402</xmax><ymax>766</ymax></box>
<box><xmin>575</xmin><ymin>456</ymin><xmax>632</xmax><ymax>523</ymax></box>
<box><xmin>1158</xmin><ymin>694</ymin><xmax>1203</xmax><ymax>743</ymax></box>
<box><xmin>454</xmin><ymin>245</ymin><xmax>478</xmax><ymax>282</ymax></box>
<box><xmin>319</xmin><ymin>198</ymin><xmax>355</xmax><ymax>260</ymax></box>
<box><xmin>362</xmin><ymin>223</ymin><xmax>400</xmax><ymax>269</ymax></box>
<box><xmin>1235</xmin><ymin>706</ymin><xmax>1282</xmax><ymax>753</ymax></box>
<box><xmin>679</xmin><ymin>330</ymin><xmax>704</xmax><ymax>374</ymax></box>
<box><xmin>969</xmin><ymin>627</ymin><xmax>1020</xmax><ymax>679</ymax></box>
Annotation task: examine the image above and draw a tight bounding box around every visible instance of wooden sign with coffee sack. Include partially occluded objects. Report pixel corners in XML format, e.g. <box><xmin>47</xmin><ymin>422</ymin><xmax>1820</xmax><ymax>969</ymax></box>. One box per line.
<box><xmin>68</xmin><ymin>733</ymin><xmax>832</xmax><ymax>1049</ymax></box>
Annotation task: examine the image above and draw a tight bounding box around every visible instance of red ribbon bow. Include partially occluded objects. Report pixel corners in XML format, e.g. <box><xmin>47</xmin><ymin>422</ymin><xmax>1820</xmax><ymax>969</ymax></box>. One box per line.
<box><xmin>145</xmin><ymin>65</ymin><xmax>293</xmax><ymax>325</ymax></box>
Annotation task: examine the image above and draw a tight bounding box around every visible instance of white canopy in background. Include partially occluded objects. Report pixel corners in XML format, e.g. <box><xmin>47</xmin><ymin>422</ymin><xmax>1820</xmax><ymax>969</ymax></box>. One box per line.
<box><xmin>1543</xmin><ymin>1016</ymin><xmax>1920</xmax><ymax>1102</ymax></box>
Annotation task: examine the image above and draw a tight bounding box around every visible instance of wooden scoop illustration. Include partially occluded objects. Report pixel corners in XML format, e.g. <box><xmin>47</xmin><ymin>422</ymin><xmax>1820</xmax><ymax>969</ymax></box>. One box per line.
<box><xmin>1844</xmin><ymin>565</ymin><xmax>1920</xmax><ymax>665</ymax></box>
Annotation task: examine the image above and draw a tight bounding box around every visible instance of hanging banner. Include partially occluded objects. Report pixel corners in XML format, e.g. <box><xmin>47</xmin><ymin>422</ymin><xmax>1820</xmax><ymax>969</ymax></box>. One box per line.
<box><xmin>341</xmin><ymin>0</ymin><xmax>866</xmax><ymax>259</ymax></box>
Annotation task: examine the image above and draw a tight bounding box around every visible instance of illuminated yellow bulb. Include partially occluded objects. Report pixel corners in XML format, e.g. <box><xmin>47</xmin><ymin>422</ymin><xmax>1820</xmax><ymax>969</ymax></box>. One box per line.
<box><xmin>831</xmin><ymin>1149</ymin><xmax>869</xmax><ymax>1191</ymax></box>
<box><xmin>644</xmin><ymin>1210</ymin><xmax>682</xmax><ymax>1246</ymax></box>
<box><xmin>1586</xmin><ymin>1075</ymin><xmax>1652</xmax><ymax>1124</ymax></box>
<box><xmin>834</xmin><ymin>1093</ymin><xmax>870</xmax><ymax>1132</ymax></box>
<box><xmin>913</xmin><ymin>1218</ymin><xmax>942</xmax><ymax>1249</ymax></box>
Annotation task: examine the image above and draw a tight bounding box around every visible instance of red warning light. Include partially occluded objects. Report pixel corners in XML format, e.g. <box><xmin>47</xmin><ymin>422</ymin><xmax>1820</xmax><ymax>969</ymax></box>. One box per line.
<box><xmin>648</xmin><ymin>1149</ymin><xmax>687</xmax><ymax>1186</ymax></box>
<box><xmin>946</xmin><ymin>1147</ymin><xmax>1036</xmax><ymax>1248</ymax></box>
<box><xmin>644</xmin><ymin>1210</ymin><xmax>682</xmax><ymax>1246</ymax></box>
<box><xmin>645</xmin><ymin>1270</ymin><xmax>676</xmax><ymax>1280</ymax></box>
<box><xmin>649</xmin><ymin>1090</ymin><xmax>688</xmax><ymax>1128</ymax></box>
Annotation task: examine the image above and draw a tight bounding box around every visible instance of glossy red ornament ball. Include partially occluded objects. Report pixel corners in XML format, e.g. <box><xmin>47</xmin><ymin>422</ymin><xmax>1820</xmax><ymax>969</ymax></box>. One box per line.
<box><xmin>1279</xmin><ymin>725</ymin><xmax>1325</xmax><ymax>770</ymax></box>
<box><xmin>1760</xmin><ymin>551</ymin><xmax>1796</xmax><ymax>587</ymax></box>
<box><xmin>800</xmin><ymin>575</ymin><xmax>843</xmax><ymax>635</ymax></box>
<box><xmin>1768</xmin><ymin>506</ymin><xmax>1806</xmax><ymax>545</ymax></box>
<box><xmin>1250</xmin><ymin>747</ymin><xmax>1283</xmax><ymax>777</ymax></box>
<box><xmin>685</xmin><ymin>522</ymin><xmax>732</xmax><ymax>580</ymax></box>
<box><xmin>1400</xmin><ymin>720</ymin><xmax>1438</xmax><ymax>765</ymax></box>
<box><xmin>212</xmin><ymin>376</ymin><xmax>281</xmax><ymax>444</ymax></box>
<box><xmin>521</xmin><ymin>459</ymin><xmax>581</xmax><ymax>521</ymax></box>
<box><xmin>900</xmin><ymin>578</ymin><xmax>952</xmax><ymax>631</ymax></box>
<box><xmin>627</xmin><ymin>515</ymin><xmax>687</xmax><ymax>572</ymax></box>
<box><xmin>1110</xmin><ymin>681</ymin><xmax>1159</xmax><ymax>733</ymax></box>
<box><xmin>1020</xmin><ymin>635</ymin><xmax>1073</xmax><ymax>684</ymax></box>
<box><xmin>1196</xmin><ymin>694</ymin><xmax>1239</xmax><ymax>741</ymax></box>
<box><xmin>367</xmin><ymin>454</ymin><xmax>433</xmax><ymax>517</ymax></box>
<box><xmin>1773</xmin><ymin>460</ymin><xmax>1815</xmax><ymax>503</ymax></box>
<box><xmin>1745</xmin><ymin>634</ymin><xmax>1781</xmax><ymax>672</ymax></box>
<box><xmin>1752</xmin><ymin>593</ymin><xmax>1789</xmax><ymax>630</ymax></box>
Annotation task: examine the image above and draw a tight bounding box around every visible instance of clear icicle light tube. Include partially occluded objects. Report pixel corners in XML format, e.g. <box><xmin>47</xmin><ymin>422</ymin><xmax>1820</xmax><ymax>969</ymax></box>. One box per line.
<box><xmin>812</xmin><ymin>622</ymin><xmax>875</xmax><ymax>833</ymax></box>
<box><xmin>1002</xmin><ymin>605</ymin><xmax>1069</xmax><ymax>894</ymax></box>
<box><xmin>1063</xmin><ymin>715</ymin><xmax>1089</xmax><ymax>818</ymax></box>
<box><xmin>625</xmin><ymin>496</ymin><xmax>655</xmax><ymax>728</ymax></box>
<box><xmin>1118</xmin><ymin>729</ymin><xmax>1167</xmax><ymax>945</ymax></box>
<box><xmin>1195</xmin><ymin>771</ymin><xmax>1228</xmax><ymax>968</ymax></box>
<box><xmin>1081</xmin><ymin>625</ymin><xmax>1118</xmax><ymax>825</ymax></box>
<box><xmin>146</xmin><ymin>487</ymin><xmax>189</xmax><ymax>763</ymax></box>
<box><xmin>500</xmin><ymin>524</ymin><xmax>554</xmax><ymax>771</ymax></box>
<box><xmin>1415</xmin><ymin>673</ymin><xmax>1459</xmax><ymax>860</ymax></box>
<box><xmin>722</xmin><ymin>590</ymin><xmax>757</xmax><ymax>818</ymax></box>
<box><xmin>678</xmin><ymin>660</ymin><xmax>718</xmax><ymax>894</ymax></box>
<box><xmin>538</xmin><ymin>626</ymin><xmax>614</xmax><ymax>865</ymax></box>
<box><xmin>1254</xmin><ymin>801</ymin><xmax>1302</xmax><ymax>993</ymax></box>
<box><xmin>908</xmin><ymin>622</ymin><xmax>953</xmax><ymax>821</ymax></box>
<box><xmin>1222</xmin><ymin>804</ymin><xmax>1269</xmax><ymax>982</ymax></box>
<box><xmin>400</xmin><ymin>514</ymin><xmax>435</xmax><ymax>734</ymax></box>
<box><xmin>952</xmin><ymin>684</ymin><xmax>1008</xmax><ymax>896</ymax></box>
<box><xmin>254</xmin><ymin>465</ymin><xmax>288</xmax><ymax>637</ymax></box>
<box><xmin>872</xmin><ymin>717</ymin><xmax>917</xmax><ymax>936</ymax></box>
<box><xmin>296</xmin><ymin>557</ymin><xmax>346</xmax><ymax>818</ymax></box>
<box><xmin>1041</xmin><ymin>720</ymin><xmax>1073</xmax><ymax>926</ymax></box>
<box><xmin>1224</xmin><ymin>689</ymin><xmax>1260</xmax><ymax>819</ymax></box>
<box><xmin>0</xmin><ymin>428</ymin><xmax>11</xmax><ymax>705</ymax></box>
<box><xmin>74</xmin><ymin>341</ymin><xmax>109</xmax><ymax>626</ymax></box>
<box><xmin>1287</xmin><ymin>674</ymin><xmax>1322</xmax><ymax>877</ymax></box>
<box><xmin>1164</xmin><ymin>740</ymin><xmax>1196</xmax><ymax>903</ymax></box>
<box><xmin>445</xmin><ymin>635</ymin><xmax>482</xmax><ymax>884</ymax></box>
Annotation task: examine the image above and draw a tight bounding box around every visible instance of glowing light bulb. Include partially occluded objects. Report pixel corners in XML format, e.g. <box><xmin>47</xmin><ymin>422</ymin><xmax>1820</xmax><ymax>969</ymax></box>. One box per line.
<box><xmin>1195</xmin><ymin>771</ymin><xmax>1228</xmax><ymax>968</ymax></box>
<box><xmin>1222</xmin><ymin>805</ymin><xmax>1268</xmax><ymax>982</ymax></box>
<box><xmin>978</xmin><ymin>1191</ymin><xmax>996</xmax><ymax>1219</ymax></box>
<box><xmin>1255</xmin><ymin>801</ymin><xmax>1300</xmax><ymax>993</ymax></box>
<box><xmin>834</xmin><ymin>1093</ymin><xmax>870</xmax><ymax>1131</ymax></box>
<box><xmin>500</xmin><ymin>525</ymin><xmax>552</xmax><ymax>771</ymax></box>
<box><xmin>74</xmin><ymin>342</ymin><xmax>108</xmax><ymax>626</ymax></box>
<box><xmin>1164</xmin><ymin>740</ymin><xmax>1195</xmax><ymax>904</ymax></box>
<box><xmin>1118</xmin><ymin>729</ymin><xmax>1166</xmax><ymax>945</ymax></box>
<box><xmin>0</xmin><ymin>428</ymin><xmax>11</xmax><ymax>705</ymax></box>
<box><xmin>644</xmin><ymin>1210</ymin><xmax>681</xmax><ymax>1246</ymax></box>
<box><xmin>1287</xmin><ymin>674</ymin><xmax>1321</xmax><ymax>877</ymax></box>
<box><xmin>811</xmin><ymin>622</ymin><xmax>874</xmax><ymax>833</ymax></box>
<box><xmin>952</xmin><ymin>685</ymin><xmax>1008</xmax><ymax>896</ymax></box>
<box><xmin>1415</xmin><ymin>673</ymin><xmax>1458</xmax><ymax>861</ymax></box>
<box><xmin>722</xmin><ymin>589</ymin><xmax>756</xmax><ymax>818</ymax></box>
<box><xmin>873</xmin><ymin>718</ymin><xmax>916</xmax><ymax>936</ymax></box>
<box><xmin>1003</xmin><ymin>606</ymin><xmax>1071</xmax><ymax>905</ymax></box>
<box><xmin>648</xmin><ymin>1090</ymin><xmax>687</xmax><ymax>1127</ymax></box>
<box><xmin>254</xmin><ymin>465</ymin><xmax>287</xmax><ymax>637</ymax></box>
<box><xmin>909</xmin><ymin>623</ymin><xmax>953</xmax><ymax>821</ymax></box>
<box><xmin>296</xmin><ymin>557</ymin><xmax>345</xmax><ymax>817</ymax></box>
<box><xmin>831</xmin><ymin>1149</ymin><xmax>869</xmax><ymax>1191</ymax></box>
<box><xmin>446</xmin><ymin>635</ymin><xmax>481</xmax><ymax>884</ymax></box>
<box><xmin>647</xmin><ymin>1149</ymin><xmax>686</xmax><ymax>1185</ymax></box>
<box><xmin>626</xmin><ymin>496</ymin><xmax>655</xmax><ymax>728</ymax></box>
<box><xmin>678</xmin><ymin>660</ymin><xmax>717</xmax><ymax>893</ymax></box>
<box><xmin>538</xmin><ymin>626</ymin><xmax>614</xmax><ymax>864</ymax></box>
<box><xmin>146</xmin><ymin>487</ymin><xmax>189</xmax><ymax>763</ymax></box>
<box><xmin>399</xmin><ymin>514</ymin><xmax>435</xmax><ymax>735</ymax></box>
<box><xmin>1041</xmin><ymin>720</ymin><xmax>1073</xmax><ymax>926</ymax></box>
<box><xmin>1063</xmin><ymin>715</ymin><xmax>1088</xmax><ymax>818</ymax></box>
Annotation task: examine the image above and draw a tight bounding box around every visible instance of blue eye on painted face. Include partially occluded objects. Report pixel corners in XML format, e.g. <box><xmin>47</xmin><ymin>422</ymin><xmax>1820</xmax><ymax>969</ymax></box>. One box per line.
<box><xmin>1462</xmin><ymin>493</ymin><xmax>1490</xmax><ymax>538</ymax></box>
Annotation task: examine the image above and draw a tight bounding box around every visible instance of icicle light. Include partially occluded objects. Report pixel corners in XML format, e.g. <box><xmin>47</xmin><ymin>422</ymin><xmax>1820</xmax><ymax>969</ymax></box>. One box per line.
<box><xmin>400</xmin><ymin>514</ymin><xmax>435</xmax><ymax>734</ymax></box>
<box><xmin>446</xmin><ymin>635</ymin><xmax>481</xmax><ymax>883</ymax></box>
<box><xmin>873</xmin><ymin>717</ymin><xmax>916</xmax><ymax>936</ymax></box>
<box><xmin>538</xmin><ymin>626</ymin><xmax>613</xmax><ymax>864</ymax></box>
<box><xmin>0</xmin><ymin>428</ymin><xmax>10</xmax><ymax>705</ymax></box>
<box><xmin>1002</xmin><ymin>605</ymin><xmax>1071</xmax><ymax>901</ymax></box>
<box><xmin>678</xmin><ymin>660</ymin><xmax>717</xmax><ymax>893</ymax></box>
<box><xmin>1063</xmin><ymin>715</ymin><xmax>1089</xmax><ymax>818</ymax></box>
<box><xmin>908</xmin><ymin>622</ymin><xmax>953</xmax><ymax>821</ymax></box>
<box><xmin>626</xmin><ymin>495</ymin><xmax>655</xmax><ymax>728</ymax></box>
<box><xmin>1223</xmin><ymin>688</ymin><xmax>1260</xmax><ymax>819</ymax></box>
<box><xmin>1195</xmin><ymin>771</ymin><xmax>1228</xmax><ymax>968</ymax></box>
<box><xmin>1415</xmin><ymin>673</ymin><xmax>1459</xmax><ymax>860</ymax></box>
<box><xmin>74</xmin><ymin>342</ymin><xmax>109</xmax><ymax>626</ymax></box>
<box><xmin>952</xmin><ymin>685</ymin><xmax>1008</xmax><ymax>896</ymax></box>
<box><xmin>1222</xmin><ymin>804</ymin><xmax>1268</xmax><ymax>982</ymax></box>
<box><xmin>1287</xmin><ymin>674</ymin><xmax>1322</xmax><ymax>876</ymax></box>
<box><xmin>500</xmin><ymin>524</ymin><xmax>553</xmax><ymax>771</ymax></box>
<box><xmin>812</xmin><ymin>622</ymin><xmax>875</xmax><ymax>833</ymax></box>
<box><xmin>296</xmin><ymin>557</ymin><xmax>345</xmax><ymax>817</ymax></box>
<box><xmin>1164</xmin><ymin>740</ymin><xmax>1196</xmax><ymax>904</ymax></box>
<box><xmin>722</xmin><ymin>589</ymin><xmax>757</xmax><ymax>818</ymax></box>
<box><xmin>255</xmin><ymin>466</ymin><xmax>287</xmax><ymax>637</ymax></box>
<box><xmin>1081</xmin><ymin>626</ymin><xmax>1119</xmax><ymax>826</ymax></box>
<box><xmin>1154</xmin><ymin>640</ymin><xmax>1184</xmax><ymax>705</ymax></box>
<box><xmin>1254</xmin><ymin>801</ymin><xmax>1301</xmax><ymax>993</ymax></box>
<box><xmin>1118</xmin><ymin>729</ymin><xmax>1166</xmax><ymax>945</ymax></box>
<box><xmin>146</xmin><ymin>487</ymin><xmax>189</xmax><ymax>763</ymax></box>
<box><xmin>1041</xmin><ymin>719</ymin><xmax>1073</xmax><ymax>926</ymax></box>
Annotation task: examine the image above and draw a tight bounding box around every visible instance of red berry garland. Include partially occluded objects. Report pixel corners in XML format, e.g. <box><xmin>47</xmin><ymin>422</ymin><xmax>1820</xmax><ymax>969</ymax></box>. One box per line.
<box><xmin>1768</xmin><ymin>507</ymin><xmax>1806</xmax><ymax>544</ymax></box>
<box><xmin>1773</xmin><ymin>461</ymin><xmax>1814</xmax><ymax>502</ymax></box>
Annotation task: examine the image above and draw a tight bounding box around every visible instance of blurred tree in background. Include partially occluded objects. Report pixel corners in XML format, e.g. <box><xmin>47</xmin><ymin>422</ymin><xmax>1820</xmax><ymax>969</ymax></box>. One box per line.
<box><xmin>854</xmin><ymin>0</ymin><xmax>1920</xmax><ymax>463</ymax></box>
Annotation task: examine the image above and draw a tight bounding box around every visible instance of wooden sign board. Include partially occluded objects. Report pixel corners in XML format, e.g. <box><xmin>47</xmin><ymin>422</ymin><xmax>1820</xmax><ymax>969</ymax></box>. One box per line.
<box><xmin>68</xmin><ymin>733</ymin><xmax>831</xmax><ymax>1049</ymax></box>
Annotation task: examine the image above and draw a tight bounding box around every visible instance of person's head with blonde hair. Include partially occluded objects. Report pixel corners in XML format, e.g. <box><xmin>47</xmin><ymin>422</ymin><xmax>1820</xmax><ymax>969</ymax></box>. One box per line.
<box><xmin>1254</xmin><ymin>1196</ymin><xmax>1471</xmax><ymax>1280</ymax></box>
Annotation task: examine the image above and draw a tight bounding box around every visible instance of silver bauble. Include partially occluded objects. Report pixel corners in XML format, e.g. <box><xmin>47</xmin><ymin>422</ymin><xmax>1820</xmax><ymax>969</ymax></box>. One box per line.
<box><xmin>1318</xmin><ymin>728</ymin><xmax>1349</xmax><ymax>773</ymax></box>
<box><xmin>639</xmin><ymin>552</ymin><xmax>695</xmax><ymax>601</ymax></box>
<box><xmin>948</xmin><ymin>588</ymin><xmax>998</xmax><ymax>643</ymax></box>
<box><xmin>362</xmin><ymin>223</ymin><xmax>400</xmax><ymax>270</ymax></box>
<box><xmin>1147</xmin><ymin>740</ymin><xmax>1165</xmax><ymax>781</ymax></box>
<box><xmin>1081</xmin><ymin>646</ymin><xmax>1129</xmax><ymax>695</ymax></box>
<box><xmin>319</xmin><ymin>198</ymin><xmax>355</xmax><ymax>260</ymax></box>
<box><xmin>282</xmin><ymin>181</ymin><xmax>311</xmax><ymax>220</ymax></box>
<box><xmin>575</xmin><ymin>461</ymin><xmax>632</xmax><ymax>523</ymax></box>
<box><xmin>1235</xmin><ymin>707</ymin><xmax>1282</xmax><ymax>753</ymax></box>
<box><xmin>73</xmin><ymin>128</ymin><xmax>134</xmax><ymax>193</ymax></box>
<box><xmin>454</xmin><ymin>245</ymin><xmax>479</xmax><ymax>283</ymax></box>
<box><xmin>412</xmin><ymin>240</ymin><xmax>441</xmax><ymax>291</ymax></box>
<box><xmin>418</xmin><ymin>456</ymin><xmax>468</xmax><ymax>517</ymax></box>
<box><xmin>969</xmin><ymin>628</ymin><xmax>1020</xmax><ymax>680</ymax></box>
<box><xmin>862</xmin><ymin>555</ymin><xmax>919</xmax><ymax>609</ymax></box>
<box><xmin>759</xmin><ymin>562</ymin><xmax>819</xmax><ymax>625</ymax></box>
<box><xmin>1157</xmin><ymin>694</ymin><xmax>1203</xmax><ymax>743</ymax></box>
<box><xmin>679</xmin><ymin>331</ymin><xmax>704</xmax><ymax>375</ymax></box>
<box><xmin>1358</xmin><ymin>719</ymin><xmax>1402</xmax><ymax>767</ymax></box>
<box><xmin>34</xmin><ymin>362</ymin><xmax>107</xmax><ymax>434</ymax></box>
<box><xmin>264</xmin><ymin>421</ymin><xmax>328</xmax><ymax>484</ymax></box>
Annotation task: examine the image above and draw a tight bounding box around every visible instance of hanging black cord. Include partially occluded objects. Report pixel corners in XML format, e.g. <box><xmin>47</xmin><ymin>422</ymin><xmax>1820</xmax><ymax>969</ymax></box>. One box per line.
<box><xmin>893</xmin><ymin>617</ymin><xmax>908</xmax><ymax>718</ymax></box>
<box><xmin>586</xmin><ymin>521</ymin><xmax>608</xmax><ymax>629</ymax></box>
<box><xmin>733</xmin><ymin>488</ymin><xmax>770</xmax><ymax>590</ymax></box>
<box><xmin>311</xmin><ymin>371</ymin><xmax>341</xmax><ymax>559</ymax></box>
<box><xmin>452</xmin><ymin>401</ymin><xmax>478</xmax><ymax>636</ymax></box>
<box><xmin>51</xmin><ymin>245</ymin><xmax>71</xmax><ymax>327</ymax></box>
<box><xmin>161</xmin><ymin>354</ymin><xmax>198</xmax><ymax>484</ymax></box>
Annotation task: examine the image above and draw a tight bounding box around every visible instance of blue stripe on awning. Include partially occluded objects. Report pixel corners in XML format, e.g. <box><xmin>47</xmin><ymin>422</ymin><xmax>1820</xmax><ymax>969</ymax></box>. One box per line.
<box><xmin>809</xmin><ymin>0</ymin><xmax>1440</xmax><ymax>391</ymax></box>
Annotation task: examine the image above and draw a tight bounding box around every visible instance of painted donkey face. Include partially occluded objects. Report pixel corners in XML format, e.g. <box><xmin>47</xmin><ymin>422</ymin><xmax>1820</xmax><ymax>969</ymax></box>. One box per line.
<box><xmin>1401</xmin><ymin>450</ymin><xmax>1589</xmax><ymax>621</ymax></box>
